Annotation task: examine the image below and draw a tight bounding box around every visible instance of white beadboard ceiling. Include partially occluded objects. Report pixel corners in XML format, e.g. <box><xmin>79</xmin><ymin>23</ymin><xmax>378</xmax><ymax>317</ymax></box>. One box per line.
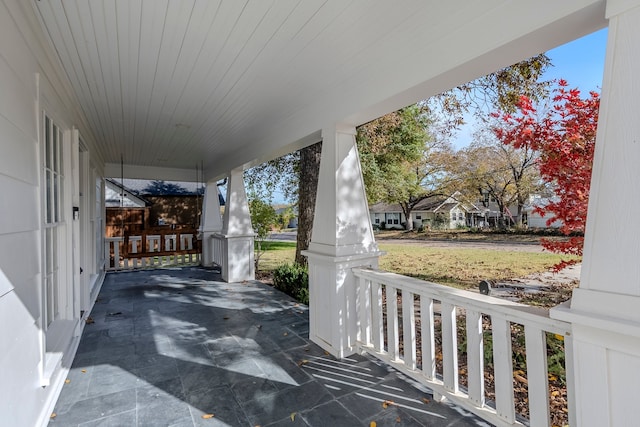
<box><xmin>34</xmin><ymin>0</ymin><xmax>606</xmax><ymax>180</ymax></box>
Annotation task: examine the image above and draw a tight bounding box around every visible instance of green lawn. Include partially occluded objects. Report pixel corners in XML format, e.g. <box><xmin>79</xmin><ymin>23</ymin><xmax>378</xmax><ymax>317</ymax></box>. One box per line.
<box><xmin>257</xmin><ymin>240</ymin><xmax>579</xmax><ymax>290</ymax></box>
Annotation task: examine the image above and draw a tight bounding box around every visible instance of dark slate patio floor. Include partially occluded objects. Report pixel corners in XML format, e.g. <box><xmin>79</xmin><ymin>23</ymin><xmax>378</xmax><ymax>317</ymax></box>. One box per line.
<box><xmin>49</xmin><ymin>267</ymin><xmax>490</xmax><ymax>427</ymax></box>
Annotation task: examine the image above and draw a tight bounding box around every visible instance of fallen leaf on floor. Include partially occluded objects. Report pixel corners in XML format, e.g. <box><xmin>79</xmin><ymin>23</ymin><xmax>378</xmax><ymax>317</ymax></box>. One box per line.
<box><xmin>396</xmin><ymin>416</ymin><xmax>401</xmax><ymax>422</ymax></box>
<box><xmin>515</xmin><ymin>373</ymin><xmax>528</xmax><ymax>384</ymax></box>
<box><xmin>324</xmin><ymin>351</ymin><xmax>330</xmax><ymax>356</ymax></box>
<box><xmin>290</xmin><ymin>412</ymin><xmax>296</xmax><ymax>421</ymax></box>
<box><xmin>81</xmin><ymin>369</ymin><xmax>87</xmax><ymax>373</ymax></box>
<box><xmin>421</xmin><ymin>397</ymin><xmax>430</xmax><ymax>404</ymax></box>
<box><xmin>50</xmin><ymin>413</ymin><xmax>56</xmax><ymax>419</ymax></box>
<box><xmin>382</xmin><ymin>400</ymin><xmax>395</xmax><ymax>409</ymax></box>
<box><xmin>369</xmin><ymin>422</ymin><xmax>376</xmax><ymax>427</ymax></box>
<box><xmin>298</xmin><ymin>359</ymin><xmax>309</xmax><ymax>366</ymax></box>
<box><xmin>201</xmin><ymin>413</ymin><xmax>214</xmax><ymax>419</ymax></box>
<box><xmin>85</xmin><ymin>317</ymin><xmax>94</xmax><ymax>324</ymax></box>
<box><xmin>283</xmin><ymin>332</ymin><xmax>288</xmax><ymax>336</ymax></box>
<box><xmin>65</xmin><ymin>379</ymin><xmax>70</xmax><ymax>384</ymax></box>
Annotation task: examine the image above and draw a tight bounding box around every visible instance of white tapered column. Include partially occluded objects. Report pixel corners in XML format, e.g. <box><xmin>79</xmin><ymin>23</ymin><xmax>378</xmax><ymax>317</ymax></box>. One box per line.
<box><xmin>219</xmin><ymin>168</ymin><xmax>255</xmax><ymax>282</ymax></box>
<box><xmin>303</xmin><ymin>124</ymin><xmax>383</xmax><ymax>358</ymax></box>
<box><xmin>200</xmin><ymin>181</ymin><xmax>223</xmax><ymax>267</ymax></box>
<box><xmin>550</xmin><ymin>2</ymin><xmax>640</xmax><ymax>426</ymax></box>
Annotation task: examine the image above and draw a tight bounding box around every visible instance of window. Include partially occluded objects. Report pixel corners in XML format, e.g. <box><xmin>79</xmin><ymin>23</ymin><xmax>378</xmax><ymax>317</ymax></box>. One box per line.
<box><xmin>386</xmin><ymin>213</ymin><xmax>400</xmax><ymax>226</ymax></box>
<box><xmin>375</xmin><ymin>218</ymin><xmax>380</xmax><ymax>224</ymax></box>
<box><xmin>42</xmin><ymin>114</ymin><xmax>64</xmax><ymax>327</ymax></box>
<box><xmin>458</xmin><ymin>212</ymin><xmax>464</xmax><ymax>221</ymax></box>
<box><xmin>416</xmin><ymin>214</ymin><xmax>422</xmax><ymax>220</ymax></box>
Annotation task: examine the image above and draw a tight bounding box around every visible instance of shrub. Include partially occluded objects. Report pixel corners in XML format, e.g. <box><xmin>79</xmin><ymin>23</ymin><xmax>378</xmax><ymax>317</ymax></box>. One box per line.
<box><xmin>273</xmin><ymin>263</ymin><xmax>309</xmax><ymax>304</ymax></box>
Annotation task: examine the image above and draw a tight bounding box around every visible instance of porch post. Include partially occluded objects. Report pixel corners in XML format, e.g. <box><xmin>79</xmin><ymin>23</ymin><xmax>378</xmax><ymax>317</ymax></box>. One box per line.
<box><xmin>550</xmin><ymin>2</ymin><xmax>640</xmax><ymax>426</ymax></box>
<box><xmin>302</xmin><ymin>124</ymin><xmax>383</xmax><ymax>358</ymax></box>
<box><xmin>219</xmin><ymin>167</ymin><xmax>255</xmax><ymax>282</ymax></box>
<box><xmin>200</xmin><ymin>180</ymin><xmax>223</xmax><ymax>267</ymax></box>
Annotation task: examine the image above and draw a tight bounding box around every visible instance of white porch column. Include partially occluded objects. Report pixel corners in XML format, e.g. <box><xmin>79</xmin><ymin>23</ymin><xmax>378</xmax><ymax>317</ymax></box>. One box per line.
<box><xmin>219</xmin><ymin>168</ymin><xmax>255</xmax><ymax>282</ymax></box>
<box><xmin>302</xmin><ymin>124</ymin><xmax>383</xmax><ymax>358</ymax></box>
<box><xmin>551</xmin><ymin>2</ymin><xmax>640</xmax><ymax>426</ymax></box>
<box><xmin>200</xmin><ymin>180</ymin><xmax>223</xmax><ymax>267</ymax></box>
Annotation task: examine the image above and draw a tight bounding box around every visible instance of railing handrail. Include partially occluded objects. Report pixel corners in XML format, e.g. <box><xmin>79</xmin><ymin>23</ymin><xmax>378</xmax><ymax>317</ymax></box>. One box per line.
<box><xmin>352</xmin><ymin>267</ymin><xmax>571</xmax><ymax>335</ymax></box>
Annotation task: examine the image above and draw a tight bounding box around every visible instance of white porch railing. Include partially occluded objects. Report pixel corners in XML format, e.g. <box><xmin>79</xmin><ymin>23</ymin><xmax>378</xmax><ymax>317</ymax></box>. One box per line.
<box><xmin>352</xmin><ymin>267</ymin><xmax>575</xmax><ymax>427</ymax></box>
<box><xmin>105</xmin><ymin>231</ymin><xmax>201</xmax><ymax>271</ymax></box>
<box><xmin>211</xmin><ymin>233</ymin><xmax>226</xmax><ymax>267</ymax></box>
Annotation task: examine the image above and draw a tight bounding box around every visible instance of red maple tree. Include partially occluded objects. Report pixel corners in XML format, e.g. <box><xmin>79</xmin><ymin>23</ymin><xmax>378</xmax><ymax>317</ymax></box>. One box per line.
<box><xmin>493</xmin><ymin>80</ymin><xmax>600</xmax><ymax>271</ymax></box>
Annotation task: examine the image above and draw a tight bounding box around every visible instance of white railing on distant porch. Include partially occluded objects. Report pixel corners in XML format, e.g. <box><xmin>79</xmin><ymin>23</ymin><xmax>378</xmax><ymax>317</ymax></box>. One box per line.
<box><xmin>352</xmin><ymin>267</ymin><xmax>575</xmax><ymax>427</ymax></box>
<box><xmin>105</xmin><ymin>231</ymin><xmax>201</xmax><ymax>271</ymax></box>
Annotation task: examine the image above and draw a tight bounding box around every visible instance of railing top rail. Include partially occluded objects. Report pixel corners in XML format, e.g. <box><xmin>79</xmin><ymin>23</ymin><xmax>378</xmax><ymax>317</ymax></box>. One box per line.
<box><xmin>352</xmin><ymin>267</ymin><xmax>571</xmax><ymax>335</ymax></box>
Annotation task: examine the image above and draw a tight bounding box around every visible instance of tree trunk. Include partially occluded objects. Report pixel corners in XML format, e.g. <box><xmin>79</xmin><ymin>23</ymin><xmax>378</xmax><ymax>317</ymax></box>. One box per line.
<box><xmin>402</xmin><ymin>205</ymin><xmax>414</xmax><ymax>231</ymax></box>
<box><xmin>295</xmin><ymin>142</ymin><xmax>322</xmax><ymax>266</ymax></box>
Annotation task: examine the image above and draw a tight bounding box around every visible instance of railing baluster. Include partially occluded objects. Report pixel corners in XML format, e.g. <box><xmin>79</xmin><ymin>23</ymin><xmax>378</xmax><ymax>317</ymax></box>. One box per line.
<box><xmin>358</xmin><ymin>276</ymin><xmax>372</xmax><ymax>348</ymax></box>
<box><xmin>402</xmin><ymin>290</ymin><xmax>416</xmax><ymax>370</ymax></box>
<box><xmin>492</xmin><ymin>316</ymin><xmax>516</xmax><ymax>423</ymax></box>
<box><xmin>564</xmin><ymin>334</ymin><xmax>577</xmax><ymax>427</ymax></box>
<box><xmin>525</xmin><ymin>325</ymin><xmax>550</xmax><ymax>427</ymax></box>
<box><xmin>441</xmin><ymin>302</ymin><xmax>459</xmax><ymax>394</ymax></box>
<box><xmin>466</xmin><ymin>309</ymin><xmax>485</xmax><ymax>407</ymax></box>
<box><xmin>371</xmin><ymin>281</ymin><xmax>384</xmax><ymax>352</ymax></box>
<box><xmin>387</xmin><ymin>285</ymin><xmax>399</xmax><ymax>360</ymax></box>
<box><xmin>421</xmin><ymin>296</ymin><xmax>435</xmax><ymax>380</ymax></box>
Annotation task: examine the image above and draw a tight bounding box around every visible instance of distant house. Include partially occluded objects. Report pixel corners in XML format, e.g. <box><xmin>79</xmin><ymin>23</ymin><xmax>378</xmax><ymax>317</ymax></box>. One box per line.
<box><xmin>369</xmin><ymin>193</ymin><xmax>484</xmax><ymax>230</ymax></box>
<box><xmin>274</xmin><ymin>205</ymin><xmax>298</xmax><ymax>229</ymax></box>
<box><xmin>523</xmin><ymin>195</ymin><xmax>563</xmax><ymax>229</ymax></box>
<box><xmin>105</xmin><ymin>179</ymin><xmax>223</xmax><ymax>236</ymax></box>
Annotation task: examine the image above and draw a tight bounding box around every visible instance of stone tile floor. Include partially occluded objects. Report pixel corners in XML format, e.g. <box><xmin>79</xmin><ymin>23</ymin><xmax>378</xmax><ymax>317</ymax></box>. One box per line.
<box><xmin>49</xmin><ymin>267</ymin><xmax>490</xmax><ymax>426</ymax></box>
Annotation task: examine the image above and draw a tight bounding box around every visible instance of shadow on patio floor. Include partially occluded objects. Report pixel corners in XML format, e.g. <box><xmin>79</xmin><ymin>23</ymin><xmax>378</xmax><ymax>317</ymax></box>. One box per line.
<box><xmin>49</xmin><ymin>267</ymin><xmax>489</xmax><ymax>427</ymax></box>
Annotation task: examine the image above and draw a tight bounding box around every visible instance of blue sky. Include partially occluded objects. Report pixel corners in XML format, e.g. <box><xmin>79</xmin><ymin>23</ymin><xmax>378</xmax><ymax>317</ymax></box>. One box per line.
<box><xmin>453</xmin><ymin>28</ymin><xmax>608</xmax><ymax>149</ymax></box>
<box><xmin>544</xmin><ymin>28</ymin><xmax>607</xmax><ymax>92</ymax></box>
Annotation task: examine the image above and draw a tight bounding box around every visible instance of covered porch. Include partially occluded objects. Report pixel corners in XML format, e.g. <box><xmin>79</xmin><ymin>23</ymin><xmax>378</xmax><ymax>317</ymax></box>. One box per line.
<box><xmin>49</xmin><ymin>267</ymin><xmax>485</xmax><ymax>427</ymax></box>
<box><xmin>3</xmin><ymin>1</ymin><xmax>640</xmax><ymax>426</ymax></box>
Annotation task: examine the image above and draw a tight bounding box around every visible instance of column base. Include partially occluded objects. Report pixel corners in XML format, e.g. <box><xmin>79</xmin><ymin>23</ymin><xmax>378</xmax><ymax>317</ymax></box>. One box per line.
<box><xmin>218</xmin><ymin>233</ymin><xmax>255</xmax><ymax>283</ymax></box>
<box><xmin>303</xmin><ymin>249</ymin><xmax>383</xmax><ymax>359</ymax></box>
<box><xmin>551</xmin><ymin>291</ymin><xmax>640</xmax><ymax>426</ymax></box>
<box><xmin>200</xmin><ymin>230</ymin><xmax>220</xmax><ymax>267</ymax></box>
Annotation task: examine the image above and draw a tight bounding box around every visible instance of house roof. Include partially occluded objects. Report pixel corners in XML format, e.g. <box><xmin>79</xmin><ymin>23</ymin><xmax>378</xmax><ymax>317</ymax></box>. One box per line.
<box><xmin>108</xmin><ymin>178</ymin><xmax>204</xmax><ymax>196</ymax></box>
<box><xmin>370</xmin><ymin>193</ymin><xmax>485</xmax><ymax>215</ymax></box>
<box><xmin>105</xmin><ymin>179</ymin><xmax>151</xmax><ymax>208</ymax></box>
<box><xmin>370</xmin><ymin>196</ymin><xmax>455</xmax><ymax>214</ymax></box>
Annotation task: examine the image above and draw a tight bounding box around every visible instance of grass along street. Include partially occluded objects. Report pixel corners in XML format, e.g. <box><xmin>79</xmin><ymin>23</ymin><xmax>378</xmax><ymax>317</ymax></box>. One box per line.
<box><xmin>257</xmin><ymin>238</ymin><xmax>580</xmax><ymax>299</ymax></box>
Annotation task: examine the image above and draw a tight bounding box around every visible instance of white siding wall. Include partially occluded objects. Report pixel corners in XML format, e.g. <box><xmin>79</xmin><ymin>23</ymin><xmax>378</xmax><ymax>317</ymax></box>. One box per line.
<box><xmin>0</xmin><ymin>1</ymin><xmax>104</xmax><ymax>426</ymax></box>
